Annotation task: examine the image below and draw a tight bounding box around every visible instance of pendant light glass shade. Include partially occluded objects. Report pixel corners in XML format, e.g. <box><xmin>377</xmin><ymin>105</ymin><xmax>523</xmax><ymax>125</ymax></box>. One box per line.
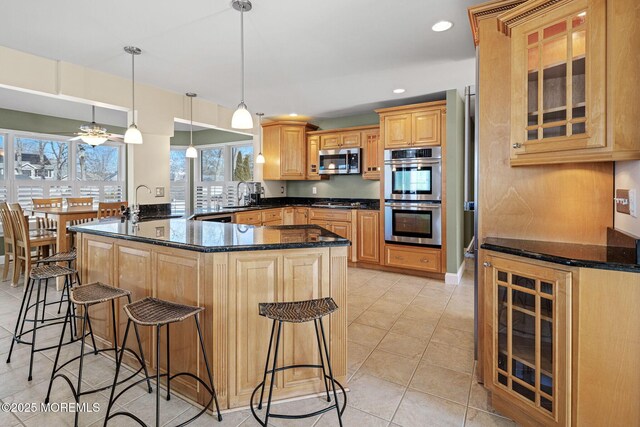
<box><xmin>186</xmin><ymin>145</ymin><xmax>198</xmax><ymax>158</ymax></box>
<box><xmin>124</xmin><ymin>124</ymin><xmax>143</xmax><ymax>144</ymax></box>
<box><xmin>124</xmin><ymin>46</ymin><xmax>143</xmax><ymax>144</ymax></box>
<box><xmin>255</xmin><ymin>111</ymin><xmax>264</xmax><ymax>163</ymax></box>
<box><xmin>231</xmin><ymin>1</ymin><xmax>253</xmax><ymax>130</ymax></box>
<box><xmin>186</xmin><ymin>93</ymin><xmax>198</xmax><ymax>158</ymax></box>
<box><xmin>232</xmin><ymin>103</ymin><xmax>253</xmax><ymax>129</ymax></box>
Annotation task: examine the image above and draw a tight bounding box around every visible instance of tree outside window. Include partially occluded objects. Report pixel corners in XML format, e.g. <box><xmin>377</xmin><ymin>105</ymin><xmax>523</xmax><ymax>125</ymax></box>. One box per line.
<box><xmin>76</xmin><ymin>144</ymin><xmax>119</xmax><ymax>181</ymax></box>
<box><xmin>14</xmin><ymin>137</ymin><xmax>69</xmax><ymax>180</ymax></box>
<box><xmin>232</xmin><ymin>145</ymin><xmax>254</xmax><ymax>181</ymax></box>
<box><xmin>201</xmin><ymin>148</ymin><xmax>224</xmax><ymax>181</ymax></box>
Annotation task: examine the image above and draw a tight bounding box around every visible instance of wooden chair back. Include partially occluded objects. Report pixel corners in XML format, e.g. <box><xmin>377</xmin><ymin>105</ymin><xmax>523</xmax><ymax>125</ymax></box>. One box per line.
<box><xmin>0</xmin><ymin>202</ymin><xmax>15</xmax><ymax>243</ymax></box>
<box><xmin>97</xmin><ymin>201</ymin><xmax>128</xmax><ymax>219</ymax></box>
<box><xmin>32</xmin><ymin>197</ymin><xmax>62</xmax><ymax>229</ymax></box>
<box><xmin>8</xmin><ymin>203</ymin><xmax>29</xmax><ymax>250</ymax></box>
<box><xmin>67</xmin><ymin>197</ymin><xmax>93</xmax><ymax>207</ymax></box>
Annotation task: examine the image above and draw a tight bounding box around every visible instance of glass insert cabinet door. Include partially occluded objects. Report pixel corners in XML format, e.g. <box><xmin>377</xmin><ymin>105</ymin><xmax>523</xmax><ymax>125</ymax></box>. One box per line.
<box><xmin>506</xmin><ymin>0</ymin><xmax>606</xmax><ymax>156</ymax></box>
<box><xmin>485</xmin><ymin>255</ymin><xmax>571</xmax><ymax>427</ymax></box>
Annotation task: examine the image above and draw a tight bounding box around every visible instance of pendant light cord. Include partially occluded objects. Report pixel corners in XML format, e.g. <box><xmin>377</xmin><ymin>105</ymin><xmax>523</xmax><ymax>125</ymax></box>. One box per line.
<box><xmin>131</xmin><ymin>51</ymin><xmax>136</xmax><ymax>124</ymax></box>
<box><xmin>190</xmin><ymin>96</ymin><xmax>194</xmax><ymax>145</ymax></box>
<box><xmin>240</xmin><ymin>3</ymin><xmax>245</xmax><ymax>104</ymax></box>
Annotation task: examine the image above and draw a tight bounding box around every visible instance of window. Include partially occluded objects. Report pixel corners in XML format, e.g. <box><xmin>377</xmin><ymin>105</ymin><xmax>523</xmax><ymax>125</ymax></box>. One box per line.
<box><xmin>0</xmin><ymin>130</ymin><xmax>126</xmax><ymax>209</ymax></box>
<box><xmin>170</xmin><ymin>148</ymin><xmax>190</xmax><ymax>215</ymax></box>
<box><xmin>194</xmin><ymin>141</ymin><xmax>253</xmax><ymax>210</ymax></box>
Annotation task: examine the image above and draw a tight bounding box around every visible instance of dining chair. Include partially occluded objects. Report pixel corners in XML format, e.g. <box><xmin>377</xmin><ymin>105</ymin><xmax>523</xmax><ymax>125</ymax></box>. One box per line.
<box><xmin>32</xmin><ymin>198</ymin><xmax>63</xmax><ymax>230</ymax></box>
<box><xmin>66</xmin><ymin>197</ymin><xmax>93</xmax><ymax>207</ymax></box>
<box><xmin>97</xmin><ymin>201</ymin><xmax>128</xmax><ymax>219</ymax></box>
<box><xmin>0</xmin><ymin>202</ymin><xmax>16</xmax><ymax>281</ymax></box>
<box><xmin>8</xmin><ymin>203</ymin><xmax>56</xmax><ymax>288</ymax></box>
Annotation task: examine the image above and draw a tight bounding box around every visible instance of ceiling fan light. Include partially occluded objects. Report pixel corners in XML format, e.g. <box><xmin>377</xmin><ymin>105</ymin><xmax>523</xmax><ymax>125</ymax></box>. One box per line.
<box><xmin>186</xmin><ymin>145</ymin><xmax>198</xmax><ymax>158</ymax></box>
<box><xmin>255</xmin><ymin>152</ymin><xmax>265</xmax><ymax>164</ymax></box>
<box><xmin>124</xmin><ymin>124</ymin><xmax>143</xmax><ymax>144</ymax></box>
<box><xmin>81</xmin><ymin>136</ymin><xmax>109</xmax><ymax>146</ymax></box>
<box><xmin>232</xmin><ymin>103</ymin><xmax>254</xmax><ymax>129</ymax></box>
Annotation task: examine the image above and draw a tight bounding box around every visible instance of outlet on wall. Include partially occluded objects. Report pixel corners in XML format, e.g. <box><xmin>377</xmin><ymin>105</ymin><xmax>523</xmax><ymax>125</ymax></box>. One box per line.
<box><xmin>312</xmin><ymin>186</ymin><xmax>317</xmax><ymax>195</ymax></box>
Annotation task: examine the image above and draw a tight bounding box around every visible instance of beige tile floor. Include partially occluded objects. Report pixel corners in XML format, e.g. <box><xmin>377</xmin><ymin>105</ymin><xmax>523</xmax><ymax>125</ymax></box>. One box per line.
<box><xmin>0</xmin><ymin>266</ymin><xmax>517</xmax><ymax>426</ymax></box>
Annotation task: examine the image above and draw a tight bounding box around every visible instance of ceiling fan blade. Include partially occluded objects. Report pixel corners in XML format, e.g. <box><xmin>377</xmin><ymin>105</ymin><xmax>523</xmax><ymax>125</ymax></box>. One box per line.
<box><xmin>69</xmin><ymin>136</ymin><xmax>84</xmax><ymax>141</ymax></box>
<box><xmin>44</xmin><ymin>131</ymin><xmax>78</xmax><ymax>136</ymax></box>
<box><xmin>107</xmin><ymin>136</ymin><xmax>125</xmax><ymax>143</ymax></box>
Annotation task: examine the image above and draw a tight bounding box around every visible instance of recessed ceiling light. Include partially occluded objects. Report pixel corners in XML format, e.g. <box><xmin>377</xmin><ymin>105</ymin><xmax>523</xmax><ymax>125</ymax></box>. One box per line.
<box><xmin>289</xmin><ymin>113</ymin><xmax>298</xmax><ymax>117</ymax></box>
<box><xmin>393</xmin><ymin>88</ymin><xmax>406</xmax><ymax>94</ymax></box>
<box><xmin>432</xmin><ymin>20</ymin><xmax>453</xmax><ymax>32</ymax></box>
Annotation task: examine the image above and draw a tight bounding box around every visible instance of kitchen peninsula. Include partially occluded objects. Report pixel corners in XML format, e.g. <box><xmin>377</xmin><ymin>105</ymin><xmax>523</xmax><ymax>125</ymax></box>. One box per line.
<box><xmin>69</xmin><ymin>219</ymin><xmax>349</xmax><ymax>410</ymax></box>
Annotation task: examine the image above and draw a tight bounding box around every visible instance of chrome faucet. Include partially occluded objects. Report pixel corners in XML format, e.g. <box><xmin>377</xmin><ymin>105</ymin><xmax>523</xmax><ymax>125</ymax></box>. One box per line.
<box><xmin>236</xmin><ymin>180</ymin><xmax>247</xmax><ymax>206</ymax></box>
<box><xmin>132</xmin><ymin>184</ymin><xmax>151</xmax><ymax>223</ymax></box>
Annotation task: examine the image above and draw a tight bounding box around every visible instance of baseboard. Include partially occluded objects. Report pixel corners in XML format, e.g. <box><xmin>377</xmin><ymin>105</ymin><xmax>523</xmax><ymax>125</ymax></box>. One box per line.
<box><xmin>445</xmin><ymin>259</ymin><xmax>465</xmax><ymax>285</ymax></box>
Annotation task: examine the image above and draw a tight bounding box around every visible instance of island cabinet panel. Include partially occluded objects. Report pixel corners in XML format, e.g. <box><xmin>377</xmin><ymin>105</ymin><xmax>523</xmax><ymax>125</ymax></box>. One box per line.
<box><xmin>155</xmin><ymin>251</ymin><xmax>203</xmax><ymax>401</ymax></box>
<box><xmin>228</xmin><ymin>253</ymin><xmax>282</xmax><ymax>407</ymax></box>
<box><xmin>282</xmin><ymin>251</ymin><xmax>330</xmax><ymax>389</ymax></box>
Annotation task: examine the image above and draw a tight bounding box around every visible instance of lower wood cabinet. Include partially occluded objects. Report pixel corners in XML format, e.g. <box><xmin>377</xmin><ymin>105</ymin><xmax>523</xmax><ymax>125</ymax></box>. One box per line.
<box><xmin>384</xmin><ymin>244</ymin><xmax>441</xmax><ymax>273</ymax></box>
<box><xmin>234</xmin><ymin>210</ymin><xmax>262</xmax><ymax>225</ymax></box>
<box><xmin>483</xmin><ymin>253</ymin><xmax>570</xmax><ymax>427</ymax></box>
<box><xmin>293</xmin><ymin>207</ymin><xmax>308</xmax><ymax>224</ymax></box>
<box><xmin>357</xmin><ymin>210</ymin><xmax>379</xmax><ymax>263</ymax></box>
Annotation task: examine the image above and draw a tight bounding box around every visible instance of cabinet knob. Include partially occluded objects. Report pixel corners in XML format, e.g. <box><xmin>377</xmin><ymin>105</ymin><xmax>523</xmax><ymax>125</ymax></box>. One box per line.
<box><xmin>483</xmin><ymin>262</ymin><xmax>492</xmax><ymax>267</ymax></box>
<box><xmin>420</xmin><ymin>258</ymin><xmax>429</xmax><ymax>263</ymax></box>
<box><xmin>512</xmin><ymin>143</ymin><xmax>522</xmax><ymax>149</ymax></box>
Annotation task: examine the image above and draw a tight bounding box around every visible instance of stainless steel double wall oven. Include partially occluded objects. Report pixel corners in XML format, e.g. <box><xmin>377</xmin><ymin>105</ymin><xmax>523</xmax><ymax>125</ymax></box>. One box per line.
<box><xmin>384</xmin><ymin>147</ymin><xmax>442</xmax><ymax>246</ymax></box>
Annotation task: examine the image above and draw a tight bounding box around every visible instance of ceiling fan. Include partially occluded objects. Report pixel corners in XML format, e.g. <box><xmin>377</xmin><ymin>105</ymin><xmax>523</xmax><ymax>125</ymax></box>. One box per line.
<box><xmin>49</xmin><ymin>106</ymin><xmax>124</xmax><ymax>146</ymax></box>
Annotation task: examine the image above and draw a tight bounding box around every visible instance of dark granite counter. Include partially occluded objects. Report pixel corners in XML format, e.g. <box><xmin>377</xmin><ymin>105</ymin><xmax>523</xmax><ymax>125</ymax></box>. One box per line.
<box><xmin>190</xmin><ymin>197</ymin><xmax>380</xmax><ymax>219</ymax></box>
<box><xmin>481</xmin><ymin>237</ymin><xmax>639</xmax><ymax>273</ymax></box>
<box><xmin>70</xmin><ymin>219</ymin><xmax>349</xmax><ymax>253</ymax></box>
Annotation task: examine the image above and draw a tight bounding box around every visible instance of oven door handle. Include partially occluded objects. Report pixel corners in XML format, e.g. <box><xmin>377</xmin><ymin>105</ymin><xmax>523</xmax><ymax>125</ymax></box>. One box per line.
<box><xmin>384</xmin><ymin>159</ymin><xmax>441</xmax><ymax>166</ymax></box>
<box><xmin>385</xmin><ymin>203</ymin><xmax>441</xmax><ymax>210</ymax></box>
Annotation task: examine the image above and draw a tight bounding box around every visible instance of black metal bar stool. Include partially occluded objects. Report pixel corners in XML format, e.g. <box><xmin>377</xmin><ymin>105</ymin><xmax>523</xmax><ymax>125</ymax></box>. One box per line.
<box><xmin>35</xmin><ymin>249</ymin><xmax>81</xmax><ymax>333</ymax></box>
<box><xmin>103</xmin><ymin>297</ymin><xmax>223</xmax><ymax>427</ymax></box>
<box><xmin>250</xmin><ymin>297</ymin><xmax>346</xmax><ymax>427</ymax></box>
<box><xmin>45</xmin><ymin>282</ymin><xmax>152</xmax><ymax>427</ymax></box>
<box><xmin>6</xmin><ymin>264</ymin><xmax>81</xmax><ymax>381</ymax></box>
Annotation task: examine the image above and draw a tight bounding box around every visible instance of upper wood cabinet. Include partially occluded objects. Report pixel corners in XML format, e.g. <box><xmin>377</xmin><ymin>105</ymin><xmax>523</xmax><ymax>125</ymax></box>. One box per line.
<box><xmin>262</xmin><ymin>121</ymin><xmax>318</xmax><ymax>180</ymax></box>
<box><xmin>362</xmin><ymin>128</ymin><xmax>381</xmax><ymax>180</ymax></box>
<box><xmin>318</xmin><ymin>131</ymin><xmax>361</xmax><ymax>149</ymax></box>
<box><xmin>306</xmin><ymin>135</ymin><xmax>324</xmax><ymax>180</ymax></box>
<box><xmin>497</xmin><ymin>0</ymin><xmax>640</xmax><ymax>165</ymax></box>
<box><xmin>376</xmin><ymin>101</ymin><xmax>446</xmax><ymax>149</ymax></box>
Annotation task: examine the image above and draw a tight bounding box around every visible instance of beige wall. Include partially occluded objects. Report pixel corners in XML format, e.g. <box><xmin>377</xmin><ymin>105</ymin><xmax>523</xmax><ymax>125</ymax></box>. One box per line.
<box><xmin>0</xmin><ymin>45</ymin><xmax>257</xmax><ymax>204</ymax></box>
<box><xmin>615</xmin><ymin>160</ymin><xmax>640</xmax><ymax>237</ymax></box>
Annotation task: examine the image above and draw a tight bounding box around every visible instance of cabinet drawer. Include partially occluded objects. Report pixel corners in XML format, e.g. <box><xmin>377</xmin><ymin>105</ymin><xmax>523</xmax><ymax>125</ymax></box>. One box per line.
<box><xmin>385</xmin><ymin>245</ymin><xmax>440</xmax><ymax>272</ymax></box>
<box><xmin>262</xmin><ymin>219</ymin><xmax>283</xmax><ymax>226</ymax></box>
<box><xmin>261</xmin><ymin>209</ymin><xmax>283</xmax><ymax>222</ymax></box>
<box><xmin>308</xmin><ymin>208</ymin><xmax>351</xmax><ymax>222</ymax></box>
<box><xmin>234</xmin><ymin>211</ymin><xmax>262</xmax><ymax>225</ymax></box>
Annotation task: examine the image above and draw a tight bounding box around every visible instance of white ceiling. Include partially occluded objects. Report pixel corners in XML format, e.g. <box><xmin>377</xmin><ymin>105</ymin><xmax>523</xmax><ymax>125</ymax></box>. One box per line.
<box><xmin>0</xmin><ymin>0</ymin><xmax>477</xmax><ymax>119</ymax></box>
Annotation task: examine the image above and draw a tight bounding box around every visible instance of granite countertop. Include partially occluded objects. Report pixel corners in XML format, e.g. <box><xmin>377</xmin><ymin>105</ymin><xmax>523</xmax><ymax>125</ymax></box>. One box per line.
<box><xmin>481</xmin><ymin>237</ymin><xmax>639</xmax><ymax>273</ymax></box>
<box><xmin>190</xmin><ymin>197</ymin><xmax>380</xmax><ymax>218</ymax></box>
<box><xmin>70</xmin><ymin>219</ymin><xmax>350</xmax><ymax>253</ymax></box>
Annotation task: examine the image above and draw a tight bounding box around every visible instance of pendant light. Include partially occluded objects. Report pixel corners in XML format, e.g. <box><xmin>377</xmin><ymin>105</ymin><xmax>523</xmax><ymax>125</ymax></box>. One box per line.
<box><xmin>255</xmin><ymin>112</ymin><xmax>265</xmax><ymax>164</ymax></box>
<box><xmin>124</xmin><ymin>46</ymin><xmax>143</xmax><ymax>144</ymax></box>
<box><xmin>186</xmin><ymin>93</ymin><xmax>198</xmax><ymax>158</ymax></box>
<box><xmin>231</xmin><ymin>0</ymin><xmax>254</xmax><ymax>129</ymax></box>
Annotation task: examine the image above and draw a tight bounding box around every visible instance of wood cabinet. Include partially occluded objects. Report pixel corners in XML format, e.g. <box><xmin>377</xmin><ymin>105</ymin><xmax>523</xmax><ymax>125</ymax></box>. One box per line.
<box><xmin>262</xmin><ymin>121</ymin><xmax>318</xmax><ymax>180</ymax></box>
<box><xmin>319</xmin><ymin>132</ymin><xmax>361</xmax><ymax>150</ymax></box>
<box><xmin>261</xmin><ymin>208</ymin><xmax>283</xmax><ymax>225</ymax></box>
<box><xmin>293</xmin><ymin>207</ymin><xmax>308</xmax><ymax>224</ymax></box>
<box><xmin>362</xmin><ymin>128</ymin><xmax>381</xmax><ymax>180</ymax></box>
<box><xmin>356</xmin><ymin>210</ymin><xmax>379</xmax><ymax>263</ymax></box>
<box><xmin>384</xmin><ymin>244</ymin><xmax>441</xmax><ymax>273</ymax></box>
<box><xmin>308</xmin><ymin>208</ymin><xmax>356</xmax><ymax>261</ymax></box>
<box><xmin>234</xmin><ymin>210</ymin><xmax>262</xmax><ymax>225</ymax></box>
<box><xmin>306</xmin><ymin>136</ymin><xmax>324</xmax><ymax>180</ymax></box>
<box><xmin>234</xmin><ymin>208</ymin><xmax>283</xmax><ymax>226</ymax></box>
<box><xmin>283</xmin><ymin>207</ymin><xmax>294</xmax><ymax>225</ymax></box>
<box><xmin>496</xmin><ymin>0</ymin><xmax>640</xmax><ymax>165</ymax></box>
<box><xmin>376</xmin><ymin>102</ymin><xmax>445</xmax><ymax>149</ymax></box>
<box><xmin>483</xmin><ymin>253</ymin><xmax>571</xmax><ymax>427</ymax></box>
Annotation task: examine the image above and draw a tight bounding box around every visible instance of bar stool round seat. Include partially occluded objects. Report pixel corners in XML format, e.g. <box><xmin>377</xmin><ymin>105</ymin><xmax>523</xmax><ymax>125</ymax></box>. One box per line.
<box><xmin>251</xmin><ymin>297</ymin><xmax>346</xmax><ymax>427</ymax></box>
<box><xmin>104</xmin><ymin>296</ymin><xmax>223</xmax><ymax>426</ymax></box>
<box><xmin>45</xmin><ymin>282</ymin><xmax>151</xmax><ymax>427</ymax></box>
<box><xmin>29</xmin><ymin>264</ymin><xmax>75</xmax><ymax>280</ymax></box>
<box><xmin>124</xmin><ymin>297</ymin><xmax>204</xmax><ymax>326</ymax></box>
<box><xmin>36</xmin><ymin>249</ymin><xmax>77</xmax><ymax>264</ymax></box>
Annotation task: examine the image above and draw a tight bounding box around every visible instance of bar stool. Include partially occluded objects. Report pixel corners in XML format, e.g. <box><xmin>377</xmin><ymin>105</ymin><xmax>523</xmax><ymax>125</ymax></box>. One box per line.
<box><xmin>250</xmin><ymin>297</ymin><xmax>346</xmax><ymax>427</ymax></box>
<box><xmin>104</xmin><ymin>297</ymin><xmax>223</xmax><ymax>427</ymax></box>
<box><xmin>6</xmin><ymin>264</ymin><xmax>80</xmax><ymax>381</ymax></box>
<box><xmin>45</xmin><ymin>282</ymin><xmax>152</xmax><ymax>427</ymax></box>
<box><xmin>36</xmin><ymin>248</ymin><xmax>81</xmax><ymax>328</ymax></box>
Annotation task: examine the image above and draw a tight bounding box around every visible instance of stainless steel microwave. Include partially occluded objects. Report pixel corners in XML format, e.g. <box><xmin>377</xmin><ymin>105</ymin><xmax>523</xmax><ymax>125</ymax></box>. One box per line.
<box><xmin>318</xmin><ymin>148</ymin><xmax>360</xmax><ymax>175</ymax></box>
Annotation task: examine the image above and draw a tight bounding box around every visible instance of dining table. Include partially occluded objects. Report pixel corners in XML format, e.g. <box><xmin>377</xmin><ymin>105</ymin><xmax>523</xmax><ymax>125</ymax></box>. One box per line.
<box><xmin>29</xmin><ymin>206</ymin><xmax>98</xmax><ymax>290</ymax></box>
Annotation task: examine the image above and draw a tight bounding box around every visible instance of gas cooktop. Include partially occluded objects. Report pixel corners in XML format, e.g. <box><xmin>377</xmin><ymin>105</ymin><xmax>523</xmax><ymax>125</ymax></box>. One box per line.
<box><xmin>311</xmin><ymin>201</ymin><xmax>362</xmax><ymax>208</ymax></box>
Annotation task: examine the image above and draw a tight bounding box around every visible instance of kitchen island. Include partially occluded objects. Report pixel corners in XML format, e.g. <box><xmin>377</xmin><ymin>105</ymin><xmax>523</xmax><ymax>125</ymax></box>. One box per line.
<box><xmin>70</xmin><ymin>219</ymin><xmax>349</xmax><ymax>410</ymax></box>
